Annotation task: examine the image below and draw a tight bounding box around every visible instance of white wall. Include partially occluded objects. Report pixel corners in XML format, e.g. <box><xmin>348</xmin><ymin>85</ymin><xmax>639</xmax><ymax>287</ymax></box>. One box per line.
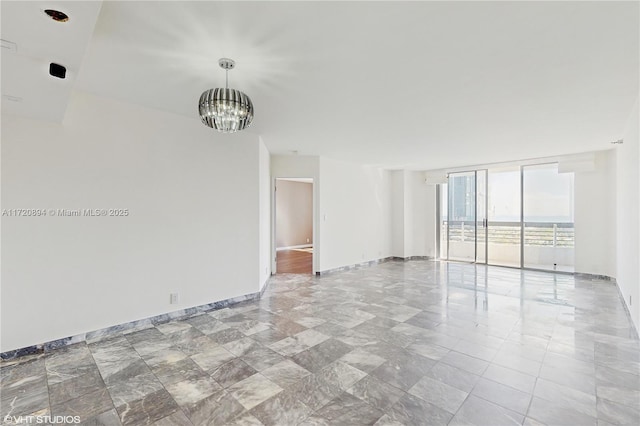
<box><xmin>390</xmin><ymin>171</ymin><xmax>405</xmax><ymax>257</ymax></box>
<box><xmin>319</xmin><ymin>157</ymin><xmax>391</xmax><ymax>271</ymax></box>
<box><xmin>272</xmin><ymin>159</ymin><xmax>432</xmax><ymax>272</ymax></box>
<box><xmin>258</xmin><ymin>138</ymin><xmax>271</xmax><ymax>290</ymax></box>
<box><xmin>1</xmin><ymin>90</ymin><xmax>264</xmax><ymax>352</ymax></box>
<box><xmin>407</xmin><ymin>172</ymin><xmax>436</xmax><ymax>258</ymax></box>
<box><xmin>275</xmin><ymin>180</ymin><xmax>313</xmax><ymax>248</ymax></box>
<box><xmin>574</xmin><ymin>150</ymin><xmax>616</xmax><ymax>277</ymax></box>
<box><xmin>390</xmin><ymin>171</ymin><xmax>437</xmax><ymax>259</ymax></box>
<box><xmin>615</xmin><ymin>96</ymin><xmax>639</xmax><ymax>330</ymax></box>
<box><xmin>271</xmin><ymin>155</ymin><xmax>320</xmax><ymax>273</ymax></box>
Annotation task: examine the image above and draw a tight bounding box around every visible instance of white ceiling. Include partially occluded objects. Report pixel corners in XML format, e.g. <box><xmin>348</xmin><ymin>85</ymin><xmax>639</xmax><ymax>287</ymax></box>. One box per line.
<box><xmin>2</xmin><ymin>1</ymin><xmax>638</xmax><ymax>170</ymax></box>
<box><xmin>1</xmin><ymin>1</ymin><xmax>102</xmax><ymax>122</ymax></box>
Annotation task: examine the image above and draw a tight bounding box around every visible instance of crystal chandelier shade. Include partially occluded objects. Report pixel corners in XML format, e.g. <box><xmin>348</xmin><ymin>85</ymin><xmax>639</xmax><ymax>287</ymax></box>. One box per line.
<box><xmin>199</xmin><ymin>88</ymin><xmax>254</xmax><ymax>132</ymax></box>
<box><xmin>199</xmin><ymin>59</ymin><xmax>254</xmax><ymax>133</ymax></box>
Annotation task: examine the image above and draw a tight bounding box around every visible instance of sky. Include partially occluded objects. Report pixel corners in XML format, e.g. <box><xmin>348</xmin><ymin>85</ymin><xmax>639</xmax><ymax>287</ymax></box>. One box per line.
<box><xmin>442</xmin><ymin>164</ymin><xmax>574</xmax><ymax>223</ymax></box>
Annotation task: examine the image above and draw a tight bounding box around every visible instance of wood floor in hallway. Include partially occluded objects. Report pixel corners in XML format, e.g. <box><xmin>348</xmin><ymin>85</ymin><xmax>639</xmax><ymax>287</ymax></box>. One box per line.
<box><xmin>276</xmin><ymin>248</ymin><xmax>312</xmax><ymax>274</ymax></box>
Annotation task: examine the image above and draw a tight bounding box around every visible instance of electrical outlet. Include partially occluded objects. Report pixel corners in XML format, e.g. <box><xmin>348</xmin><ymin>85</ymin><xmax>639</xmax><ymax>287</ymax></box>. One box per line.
<box><xmin>306</xmin><ymin>238</ymin><xmax>310</xmax><ymax>243</ymax></box>
<box><xmin>170</xmin><ymin>293</ymin><xmax>179</xmax><ymax>304</ymax></box>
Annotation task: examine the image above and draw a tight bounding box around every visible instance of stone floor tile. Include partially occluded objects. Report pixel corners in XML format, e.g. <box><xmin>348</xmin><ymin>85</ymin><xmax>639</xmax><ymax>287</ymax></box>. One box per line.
<box><xmin>472</xmin><ymin>377</ymin><xmax>532</xmax><ymax>415</ymax></box>
<box><xmin>533</xmin><ymin>377</ymin><xmax>597</xmax><ymax>418</ymax></box>
<box><xmin>182</xmin><ymin>389</ymin><xmax>245</xmax><ymax>425</ymax></box>
<box><xmin>51</xmin><ymin>388</ymin><xmax>114</xmax><ymax>423</ymax></box>
<box><xmin>408</xmin><ymin>375</ymin><xmax>468</xmax><ymax>414</ymax></box>
<box><xmin>49</xmin><ymin>369</ymin><xmax>106</xmax><ymax>406</ymax></box>
<box><xmin>164</xmin><ymin>375</ymin><xmax>222</xmax><ymax>407</ymax></box>
<box><xmin>249</xmin><ymin>389</ymin><xmax>312</xmax><ymax>425</ymax></box>
<box><xmin>527</xmin><ymin>395</ymin><xmax>597</xmax><ymax>426</ymax></box>
<box><xmin>427</xmin><ymin>361</ymin><xmax>481</xmax><ymax>392</ymax></box>
<box><xmin>259</xmin><ymin>359</ymin><xmax>310</xmax><ymax>388</ymax></box>
<box><xmin>370</xmin><ymin>352</ymin><xmax>434</xmax><ymax>391</ymax></box>
<box><xmin>384</xmin><ymin>393</ymin><xmax>453</xmax><ymax>426</ymax></box>
<box><xmin>83</xmin><ymin>408</ymin><xmax>123</xmax><ymax>426</ymax></box>
<box><xmin>346</xmin><ymin>375</ymin><xmax>405</xmax><ymax>410</ymax></box>
<box><xmin>210</xmin><ymin>358</ymin><xmax>258</xmax><ymax>388</ymax></box>
<box><xmin>115</xmin><ymin>388</ymin><xmax>179</xmax><ymax>426</ymax></box>
<box><xmin>440</xmin><ymin>350</ymin><xmax>489</xmax><ymax>375</ymax></box>
<box><xmin>2</xmin><ymin>261</ymin><xmax>638</xmax><ymax>426</ymax></box>
<box><xmin>228</xmin><ymin>373</ymin><xmax>283</xmax><ymax>410</ymax></box>
<box><xmin>449</xmin><ymin>395</ymin><xmax>524</xmax><ymax>426</ymax></box>
<box><xmin>482</xmin><ymin>363</ymin><xmax>537</xmax><ymax>393</ymax></box>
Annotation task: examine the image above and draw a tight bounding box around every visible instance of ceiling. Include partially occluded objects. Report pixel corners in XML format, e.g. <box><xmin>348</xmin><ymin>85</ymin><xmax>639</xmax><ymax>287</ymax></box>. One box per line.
<box><xmin>1</xmin><ymin>1</ymin><xmax>102</xmax><ymax>122</ymax></box>
<box><xmin>2</xmin><ymin>1</ymin><xmax>638</xmax><ymax>170</ymax></box>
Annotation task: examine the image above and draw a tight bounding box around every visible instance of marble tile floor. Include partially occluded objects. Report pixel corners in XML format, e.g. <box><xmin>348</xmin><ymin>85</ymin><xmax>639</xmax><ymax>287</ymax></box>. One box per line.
<box><xmin>1</xmin><ymin>261</ymin><xmax>639</xmax><ymax>425</ymax></box>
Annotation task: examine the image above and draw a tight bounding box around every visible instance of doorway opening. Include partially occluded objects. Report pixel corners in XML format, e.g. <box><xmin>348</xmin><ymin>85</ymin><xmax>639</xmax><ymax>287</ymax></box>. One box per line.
<box><xmin>274</xmin><ymin>178</ymin><xmax>313</xmax><ymax>274</ymax></box>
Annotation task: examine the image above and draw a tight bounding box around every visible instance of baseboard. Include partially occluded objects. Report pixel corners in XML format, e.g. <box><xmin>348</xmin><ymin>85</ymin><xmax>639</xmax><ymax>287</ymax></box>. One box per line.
<box><xmin>316</xmin><ymin>256</ymin><xmax>433</xmax><ymax>275</ymax></box>
<box><xmin>260</xmin><ymin>275</ymin><xmax>272</xmax><ymax>295</ymax></box>
<box><xmin>0</xmin><ymin>290</ymin><xmax>263</xmax><ymax>361</ymax></box>
<box><xmin>610</xmin><ymin>277</ymin><xmax>640</xmax><ymax>340</ymax></box>
<box><xmin>573</xmin><ymin>272</ymin><xmax>615</xmax><ymax>281</ymax></box>
<box><xmin>391</xmin><ymin>256</ymin><xmax>432</xmax><ymax>262</ymax></box>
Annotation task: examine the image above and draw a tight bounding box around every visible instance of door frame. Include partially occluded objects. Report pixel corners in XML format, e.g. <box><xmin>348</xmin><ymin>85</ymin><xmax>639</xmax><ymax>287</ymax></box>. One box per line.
<box><xmin>272</xmin><ymin>177</ymin><xmax>316</xmax><ymax>275</ymax></box>
<box><xmin>446</xmin><ymin>170</ymin><xmax>487</xmax><ymax>264</ymax></box>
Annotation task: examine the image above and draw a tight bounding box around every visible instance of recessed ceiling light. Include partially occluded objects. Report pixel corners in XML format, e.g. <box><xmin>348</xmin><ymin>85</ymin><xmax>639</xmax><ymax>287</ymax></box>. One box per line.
<box><xmin>44</xmin><ymin>9</ymin><xmax>69</xmax><ymax>22</ymax></box>
<box><xmin>49</xmin><ymin>63</ymin><xmax>66</xmax><ymax>79</ymax></box>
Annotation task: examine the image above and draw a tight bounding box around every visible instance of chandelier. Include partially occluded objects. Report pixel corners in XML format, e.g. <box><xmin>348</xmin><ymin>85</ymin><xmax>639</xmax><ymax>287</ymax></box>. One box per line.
<box><xmin>199</xmin><ymin>58</ymin><xmax>254</xmax><ymax>133</ymax></box>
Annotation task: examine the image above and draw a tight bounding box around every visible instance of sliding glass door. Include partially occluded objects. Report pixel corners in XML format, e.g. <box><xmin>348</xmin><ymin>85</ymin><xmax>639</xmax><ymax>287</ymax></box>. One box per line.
<box><xmin>446</xmin><ymin>171</ymin><xmax>487</xmax><ymax>263</ymax></box>
<box><xmin>523</xmin><ymin>164</ymin><xmax>575</xmax><ymax>272</ymax></box>
<box><xmin>441</xmin><ymin>163</ymin><xmax>574</xmax><ymax>272</ymax></box>
<box><xmin>439</xmin><ymin>183</ymin><xmax>448</xmax><ymax>259</ymax></box>
<box><xmin>476</xmin><ymin>170</ymin><xmax>488</xmax><ymax>264</ymax></box>
<box><xmin>447</xmin><ymin>172</ymin><xmax>475</xmax><ymax>261</ymax></box>
<box><xmin>487</xmin><ymin>167</ymin><xmax>521</xmax><ymax>267</ymax></box>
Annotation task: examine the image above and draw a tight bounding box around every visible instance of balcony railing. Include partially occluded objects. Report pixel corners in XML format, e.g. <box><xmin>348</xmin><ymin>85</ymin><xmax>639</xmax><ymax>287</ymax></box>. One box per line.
<box><xmin>442</xmin><ymin>221</ymin><xmax>574</xmax><ymax>247</ymax></box>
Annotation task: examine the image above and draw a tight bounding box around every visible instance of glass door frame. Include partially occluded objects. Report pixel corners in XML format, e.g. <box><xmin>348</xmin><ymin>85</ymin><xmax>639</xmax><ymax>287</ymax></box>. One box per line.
<box><xmin>445</xmin><ymin>170</ymin><xmax>488</xmax><ymax>264</ymax></box>
<box><xmin>476</xmin><ymin>169</ymin><xmax>488</xmax><ymax>265</ymax></box>
<box><xmin>439</xmin><ymin>162</ymin><xmax>574</xmax><ymax>272</ymax></box>
<box><xmin>521</xmin><ymin>162</ymin><xmax>575</xmax><ymax>272</ymax></box>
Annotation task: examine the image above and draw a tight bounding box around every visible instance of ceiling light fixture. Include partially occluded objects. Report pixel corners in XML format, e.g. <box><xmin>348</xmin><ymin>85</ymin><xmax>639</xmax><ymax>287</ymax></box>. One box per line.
<box><xmin>199</xmin><ymin>58</ymin><xmax>254</xmax><ymax>133</ymax></box>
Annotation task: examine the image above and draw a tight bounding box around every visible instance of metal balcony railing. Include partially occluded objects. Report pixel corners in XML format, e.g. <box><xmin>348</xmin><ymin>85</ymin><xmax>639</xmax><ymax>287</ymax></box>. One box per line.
<box><xmin>442</xmin><ymin>221</ymin><xmax>574</xmax><ymax>247</ymax></box>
